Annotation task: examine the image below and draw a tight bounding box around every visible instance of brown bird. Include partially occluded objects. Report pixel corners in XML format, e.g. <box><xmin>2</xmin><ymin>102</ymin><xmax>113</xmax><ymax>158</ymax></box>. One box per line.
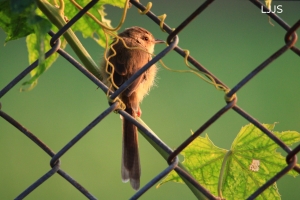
<box><xmin>100</xmin><ymin>27</ymin><xmax>163</xmax><ymax>190</ymax></box>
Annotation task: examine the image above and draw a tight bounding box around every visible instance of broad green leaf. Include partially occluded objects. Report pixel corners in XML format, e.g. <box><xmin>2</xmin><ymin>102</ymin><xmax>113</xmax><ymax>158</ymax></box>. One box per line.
<box><xmin>63</xmin><ymin>0</ymin><xmax>125</xmax><ymax>47</ymax></box>
<box><xmin>158</xmin><ymin>124</ymin><xmax>300</xmax><ymax>200</ymax></box>
<box><xmin>10</xmin><ymin>0</ymin><xmax>33</xmax><ymax>13</ymax></box>
<box><xmin>223</xmin><ymin>124</ymin><xmax>300</xmax><ymax>199</ymax></box>
<box><xmin>157</xmin><ymin>134</ymin><xmax>228</xmax><ymax>194</ymax></box>
<box><xmin>0</xmin><ymin>0</ymin><xmax>35</xmax><ymax>43</ymax></box>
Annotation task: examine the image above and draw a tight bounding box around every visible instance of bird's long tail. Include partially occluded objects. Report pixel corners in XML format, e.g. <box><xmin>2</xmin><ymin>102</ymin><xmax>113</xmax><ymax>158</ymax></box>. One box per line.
<box><xmin>121</xmin><ymin>106</ymin><xmax>140</xmax><ymax>190</ymax></box>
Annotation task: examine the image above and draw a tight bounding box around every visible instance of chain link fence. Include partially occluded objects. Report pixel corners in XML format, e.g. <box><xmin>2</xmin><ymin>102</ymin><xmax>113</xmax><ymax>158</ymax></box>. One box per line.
<box><xmin>0</xmin><ymin>0</ymin><xmax>300</xmax><ymax>199</ymax></box>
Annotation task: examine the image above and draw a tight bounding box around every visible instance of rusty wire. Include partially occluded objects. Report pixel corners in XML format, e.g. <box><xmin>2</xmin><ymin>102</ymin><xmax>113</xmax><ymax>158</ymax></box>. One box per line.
<box><xmin>0</xmin><ymin>0</ymin><xmax>300</xmax><ymax>199</ymax></box>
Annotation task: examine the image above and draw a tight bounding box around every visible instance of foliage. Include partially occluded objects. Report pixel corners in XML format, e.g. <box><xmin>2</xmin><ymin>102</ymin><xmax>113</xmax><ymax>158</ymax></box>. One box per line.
<box><xmin>0</xmin><ymin>0</ymin><xmax>125</xmax><ymax>90</ymax></box>
<box><xmin>158</xmin><ymin>123</ymin><xmax>300</xmax><ymax>199</ymax></box>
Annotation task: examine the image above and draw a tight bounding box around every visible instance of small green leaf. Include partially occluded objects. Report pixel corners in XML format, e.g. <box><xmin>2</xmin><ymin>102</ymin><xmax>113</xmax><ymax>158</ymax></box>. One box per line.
<box><xmin>23</xmin><ymin>25</ymin><xmax>66</xmax><ymax>91</ymax></box>
<box><xmin>158</xmin><ymin>124</ymin><xmax>300</xmax><ymax>200</ymax></box>
<box><xmin>21</xmin><ymin>6</ymin><xmax>52</xmax><ymax>90</ymax></box>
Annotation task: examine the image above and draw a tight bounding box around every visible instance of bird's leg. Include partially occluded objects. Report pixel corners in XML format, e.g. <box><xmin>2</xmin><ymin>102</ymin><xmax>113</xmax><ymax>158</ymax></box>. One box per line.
<box><xmin>136</xmin><ymin>106</ymin><xmax>142</xmax><ymax>117</ymax></box>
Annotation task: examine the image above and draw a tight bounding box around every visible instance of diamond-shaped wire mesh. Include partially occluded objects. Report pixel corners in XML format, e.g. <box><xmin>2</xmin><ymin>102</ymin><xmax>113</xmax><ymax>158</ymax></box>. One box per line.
<box><xmin>0</xmin><ymin>0</ymin><xmax>299</xmax><ymax>199</ymax></box>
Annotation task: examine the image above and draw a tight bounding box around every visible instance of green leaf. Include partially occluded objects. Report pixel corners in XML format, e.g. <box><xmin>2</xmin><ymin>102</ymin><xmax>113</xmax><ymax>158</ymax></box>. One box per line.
<box><xmin>157</xmin><ymin>134</ymin><xmax>228</xmax><ymax>194</ymax></box>
<box><xmin>0</xmin><ymin>0</ymin><xmax>35</xmax><ymax>43</ymax></box>
<box><xmin>22</xmin><ymin>26</ymin><xmax>65</xmax><ymax>91</ymax></box>
<box><xmin>158</xmin><ymin>124</ymin><xmax>300</xmax><ymax>200</ymax></box>
<box><xmin>222</xmin><ymin>123</ymin><xmax>296</xmax><ymax>199</ymax></box>
<box><xmin>1</xmin><ymin>0</ymin><xmax>125</xmax><ymax>90</ymax></box>
<box><xmin>22</xmin><ymin>4</ymin><xmax>52</xmax><ymax>90</ymax></box>
<box><xmin>64</xmin><ymin>0</ymin><xmax>125</xmax><ymax>47</ymax></box>
<box><xmin>0</xmin><ymin>0</ymin><xmax>55</xmax><ymax>90</ymax></box>
<box><xmin>36</xmin><ymin>0</ymin><xmax>102</xmax><ymax>82</ymax></box>
<box><xmin>10</xmin><ymin>0</ymin><xmax>34</xmax><ymax>13</ymax></box>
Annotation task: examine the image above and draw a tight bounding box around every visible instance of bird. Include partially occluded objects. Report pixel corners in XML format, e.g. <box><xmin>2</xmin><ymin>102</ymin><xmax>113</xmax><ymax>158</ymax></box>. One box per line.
<box><xmin>100</xmin><ymin>26</ymin><xmax>163</xmax><ymax>190</ymax></box>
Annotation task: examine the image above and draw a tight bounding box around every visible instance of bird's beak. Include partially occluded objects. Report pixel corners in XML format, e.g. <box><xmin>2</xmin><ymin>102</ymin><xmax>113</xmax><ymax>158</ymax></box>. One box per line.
<box><xmin>155</xmin><ymin>39</ymin><xmax>165</xmax><ymax>44</ymax></box>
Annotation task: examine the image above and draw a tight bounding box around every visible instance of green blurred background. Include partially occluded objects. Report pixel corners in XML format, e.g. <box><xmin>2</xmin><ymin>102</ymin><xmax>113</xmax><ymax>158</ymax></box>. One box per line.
<box><xmin>0</xmin><ymin>0</ymin><xmax>300</xmax><ymax>199</ymax></box>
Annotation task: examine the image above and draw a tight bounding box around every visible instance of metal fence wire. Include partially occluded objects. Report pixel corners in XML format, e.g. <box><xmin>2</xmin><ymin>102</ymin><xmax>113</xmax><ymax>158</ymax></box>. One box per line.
<box><xmin>0</xmin><ymin>0</ymin><xmax>300</xmax><ymax>199</ymax></box>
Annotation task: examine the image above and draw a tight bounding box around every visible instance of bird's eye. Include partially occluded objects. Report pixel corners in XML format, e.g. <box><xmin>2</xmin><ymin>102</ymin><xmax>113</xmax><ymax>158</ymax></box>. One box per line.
<box><xmin>143</xmin><ymin>36</ymin><xmax>149</xmax><ymax>41</ymax></box>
